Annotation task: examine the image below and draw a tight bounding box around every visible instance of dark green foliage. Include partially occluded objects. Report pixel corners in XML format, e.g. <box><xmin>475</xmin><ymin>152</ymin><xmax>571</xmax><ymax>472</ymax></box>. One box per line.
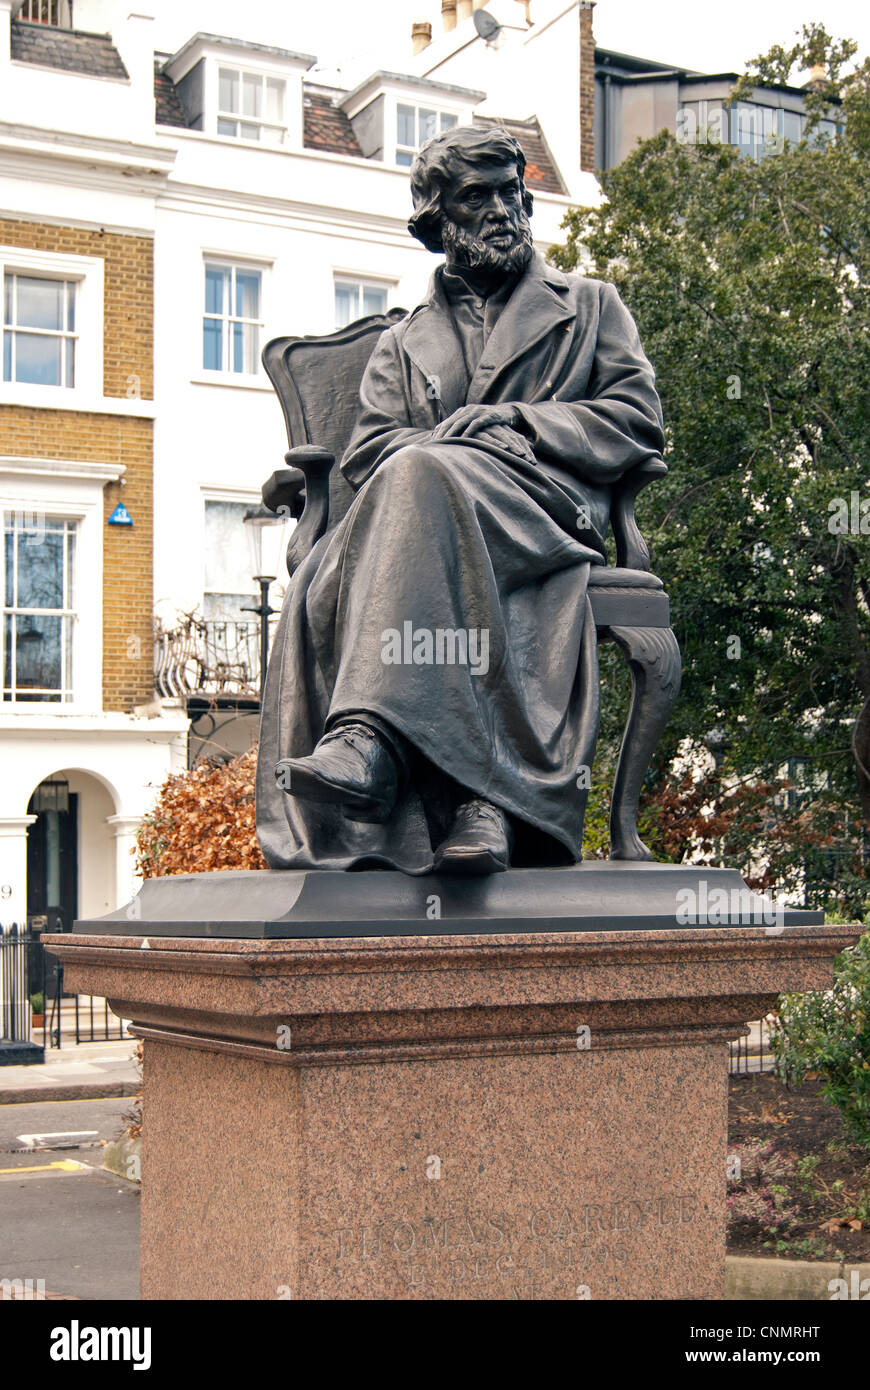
<box><xmin>553</xmin><ymin>26</ymin><xmax>870</xmax><ymax>912</ymax></box>
<box><xmin>772</xmin><ymin>932</ymin><xmax>870</xmax><ymax>1149</ymax></box>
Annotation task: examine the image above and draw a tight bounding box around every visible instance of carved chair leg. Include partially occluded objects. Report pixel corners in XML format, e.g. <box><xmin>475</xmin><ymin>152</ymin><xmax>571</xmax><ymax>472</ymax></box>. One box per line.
<box><xmin>605</xmin><ymin>626</ymin><xmax>682</xmax><ymax>861</ymax></box>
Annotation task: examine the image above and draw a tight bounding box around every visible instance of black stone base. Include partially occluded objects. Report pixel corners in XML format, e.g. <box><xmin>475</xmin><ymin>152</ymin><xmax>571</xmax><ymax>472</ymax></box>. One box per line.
<box><xmin>72</xmin><ymin>862</ymin><xmax>824</xmax><ymax>939</ymax></box>
<box><xmin>0</xmin><ymin>1039</ymin><xmax>45</xmax><ymax>1066</ymax></box>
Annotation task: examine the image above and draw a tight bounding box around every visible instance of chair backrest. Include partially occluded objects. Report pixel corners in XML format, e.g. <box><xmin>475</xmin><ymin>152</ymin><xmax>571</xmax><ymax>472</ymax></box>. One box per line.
<box><xmin>263</xmin><ymin>310</ymin><xmax>406</xmax><ymax>532</ymax></box>
<box><xmin>263</xmin><ymin>308</ymin><xmax>665</xmax><ymax>570</ymax></box>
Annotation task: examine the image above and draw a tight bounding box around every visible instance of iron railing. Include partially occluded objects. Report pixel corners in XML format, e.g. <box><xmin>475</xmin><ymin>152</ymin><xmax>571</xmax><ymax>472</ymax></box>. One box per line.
<box><xmin>729</xmin><ymin>1016</ymin><xmax>776</xmax><ymax>1075</ymax></box>
<box><xmin>155</xmin><ymin>616</ymin><xmax>276</xmax><ymax>699</ymax></box>
<box><xmin>1</xmin><ymin>923</ymin><xmax>126</xmax><ymax>1055</ymax></box>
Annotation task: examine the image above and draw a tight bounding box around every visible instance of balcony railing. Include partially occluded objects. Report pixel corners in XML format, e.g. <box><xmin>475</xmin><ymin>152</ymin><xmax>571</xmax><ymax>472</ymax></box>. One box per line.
<box><xmin>155</xmin><ymin>615</ymin><xmax>271</xmax><ymax>700</ymax></box>
<box><xmin>18</xmin><ymin>1</ymin><xmax>73</xmax><ymax>26</ymax></box>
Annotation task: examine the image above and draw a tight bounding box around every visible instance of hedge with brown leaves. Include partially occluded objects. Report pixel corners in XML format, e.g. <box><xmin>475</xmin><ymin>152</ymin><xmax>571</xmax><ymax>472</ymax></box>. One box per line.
<box><xmin>135</xmin><ymin>747</ymin><xmax>266</xmax><ymax>878</ymax></box>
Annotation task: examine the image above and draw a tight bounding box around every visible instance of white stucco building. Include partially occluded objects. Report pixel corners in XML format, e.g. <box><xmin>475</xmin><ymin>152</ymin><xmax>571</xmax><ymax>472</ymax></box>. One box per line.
<box><xmin>0</xmin><ymin>0</ymin><xmax>600</xmax><ymax>928</ymax></box>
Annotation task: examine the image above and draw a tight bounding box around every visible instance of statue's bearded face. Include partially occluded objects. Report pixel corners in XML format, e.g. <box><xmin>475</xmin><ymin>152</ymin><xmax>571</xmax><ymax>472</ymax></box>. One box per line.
<box><xmin>440</xmin><ymin>159</ymin><xmax>533</xmax><ymax>277</ymax></box>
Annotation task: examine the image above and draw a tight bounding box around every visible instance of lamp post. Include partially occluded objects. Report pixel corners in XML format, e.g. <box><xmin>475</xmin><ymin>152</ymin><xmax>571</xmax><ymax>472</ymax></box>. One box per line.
<box><xmin>242</xmin><ymin>506</ymin><xmax>283</xmax><ymax>704</ymax></box>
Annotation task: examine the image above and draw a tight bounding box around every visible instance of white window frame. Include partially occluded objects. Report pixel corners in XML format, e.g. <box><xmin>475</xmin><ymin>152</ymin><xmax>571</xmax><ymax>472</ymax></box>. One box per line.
<box><xmin>201</xmin><ymin>493</ymin><xmax>259</xmax><ymax>621</ymax></box>
<box><xmin>199</xmin><ymin>485</ymin><xmax>292</xmax><ymax>618</ymax></box>
<box><xmin>334</xmin><ymin>275</ymin><xmax>392</xmax><ymax>330</ymax></box>
<box><xmin>395</xmin><ymin>103</ymin><xmax>459</xmax><ymax>167</ymax></box>
<box><xmin>2</xmin><ymin>513</ymin><xmax>76</xmax><ymax>704</ymax></box>
<box><xmin>4</xmin><ymin>273</ymin><xmax>77</xmax><ymax>388</ymax></box>
<box><xmin>0</xmin><ymin>462</ymin><xmax>107</xmax><ymax>713</ymax></box>
<box><xmin>201</xmin><ymin>258</ymin><xmax>266</xmax><ymax>379</ymax></box>
<box><xmin>0</xmin><ymin>247</ymin><xmax>103</xmax><ymax>410</ymax></box>
<box><xmin>216</xmin><ymin>64</ymin><xmax>287</xmax><ymax>145</ymax></box>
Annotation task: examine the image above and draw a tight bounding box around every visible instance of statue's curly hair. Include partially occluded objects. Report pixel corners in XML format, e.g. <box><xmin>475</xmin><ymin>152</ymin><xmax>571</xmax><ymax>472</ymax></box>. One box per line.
<box><xmin>408</xmin><ymin>125</ymin><xmax>534</xmax><ymax>253</ymax></box>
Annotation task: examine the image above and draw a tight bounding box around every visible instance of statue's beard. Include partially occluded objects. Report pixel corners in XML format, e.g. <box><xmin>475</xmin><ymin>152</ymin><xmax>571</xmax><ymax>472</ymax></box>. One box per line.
<box><xmin>441</xmin><ymin>214</ymin><xmax>534</xmax><ymax>277</ymax></box>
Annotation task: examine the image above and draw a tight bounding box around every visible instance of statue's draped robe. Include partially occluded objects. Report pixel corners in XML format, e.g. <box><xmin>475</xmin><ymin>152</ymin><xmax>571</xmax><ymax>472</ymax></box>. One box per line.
<box><xmin>256</xmin><ymin>255</ymin><xmax>664</xmax><ymax>872</ymax></box>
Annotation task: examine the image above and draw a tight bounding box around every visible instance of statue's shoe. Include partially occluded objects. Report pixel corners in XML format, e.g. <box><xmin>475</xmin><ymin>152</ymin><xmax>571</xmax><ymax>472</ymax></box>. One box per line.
<box><xmin>432</xmin><ymin>798</ymin><xmax>514</xmax><ymax>875</ymax></box>
<box><xmin>275</xmin><ymin>722</ymin><xmax>400</xmax><ymax>823</ymax></box>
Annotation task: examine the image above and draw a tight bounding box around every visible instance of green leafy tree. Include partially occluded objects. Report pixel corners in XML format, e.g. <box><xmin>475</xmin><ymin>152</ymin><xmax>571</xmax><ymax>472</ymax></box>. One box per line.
<box><xmin>552</xmin><ymin>25</ymin><xmax>870</xmax><ymax>912</ymax></box>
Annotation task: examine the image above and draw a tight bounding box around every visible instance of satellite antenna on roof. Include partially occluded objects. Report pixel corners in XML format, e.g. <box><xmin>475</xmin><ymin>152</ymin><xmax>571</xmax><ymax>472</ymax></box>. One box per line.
<box><xmin>473</xmin><ymin>9</ymin><xmax>502</xmax><ymax>43</ymax></box>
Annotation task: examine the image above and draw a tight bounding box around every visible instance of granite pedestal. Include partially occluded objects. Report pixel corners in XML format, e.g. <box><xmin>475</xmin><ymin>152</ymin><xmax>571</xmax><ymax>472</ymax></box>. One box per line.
<box><xmin>44</xmin><ymin>865</ymin><xmax>861</xmax><ymax>1300</ymax></box>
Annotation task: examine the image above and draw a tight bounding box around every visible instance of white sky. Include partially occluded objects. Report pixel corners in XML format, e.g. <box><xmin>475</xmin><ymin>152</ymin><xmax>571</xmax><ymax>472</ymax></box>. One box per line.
<box><xmin>152</xmin><ymin>1</ymin><xmax>870</xmax><ymax>82</ymax></box>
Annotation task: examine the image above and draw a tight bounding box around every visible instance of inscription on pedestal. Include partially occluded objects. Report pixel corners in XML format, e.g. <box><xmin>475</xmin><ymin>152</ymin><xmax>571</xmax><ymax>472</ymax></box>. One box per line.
<box><xmin>325</xmin><ymin>1192</ymin><xmax>699</xmax><ymax>1297</ymax></box>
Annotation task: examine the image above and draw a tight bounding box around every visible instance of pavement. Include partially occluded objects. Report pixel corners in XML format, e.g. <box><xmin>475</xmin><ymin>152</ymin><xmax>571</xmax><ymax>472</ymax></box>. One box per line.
<box><xmin>0</xmin><ymin>1038</ymin><xmax>141</xmax><ymax>1104</ymax></box>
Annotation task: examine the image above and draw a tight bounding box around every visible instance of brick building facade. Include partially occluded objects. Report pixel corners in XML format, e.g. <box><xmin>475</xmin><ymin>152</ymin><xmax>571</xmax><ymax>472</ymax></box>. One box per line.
<box><xmin>0</xmin><ymin>218</ymin><xmax>155</xmax><ymax>711</ymax></box>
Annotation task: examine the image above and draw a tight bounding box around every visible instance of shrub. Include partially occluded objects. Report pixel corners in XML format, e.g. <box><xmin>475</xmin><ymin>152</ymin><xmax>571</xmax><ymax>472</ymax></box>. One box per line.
<box><xmin>771</xmin><ymin>931</ymin><xmax>870</xmax><ymax>1149</ymax></box>
<box><xmin>135</xmin><ymin>747</ymin><xmax>265</xmax><ymax>878</ymax></box>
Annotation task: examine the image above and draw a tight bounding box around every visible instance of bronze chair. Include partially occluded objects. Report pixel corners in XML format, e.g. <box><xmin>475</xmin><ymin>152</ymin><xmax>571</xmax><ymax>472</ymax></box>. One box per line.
<box><xmin>261</xmin><ymin>311</ymin><xmax>681</xmax><ymax>860</ymax></box>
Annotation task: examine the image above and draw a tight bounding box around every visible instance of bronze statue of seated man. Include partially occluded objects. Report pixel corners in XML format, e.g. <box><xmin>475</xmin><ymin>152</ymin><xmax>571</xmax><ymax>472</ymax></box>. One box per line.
<box><xmin>256</xmin><ymin>125</ymin><xmax>665</xmax><ymax>876</ymax></box>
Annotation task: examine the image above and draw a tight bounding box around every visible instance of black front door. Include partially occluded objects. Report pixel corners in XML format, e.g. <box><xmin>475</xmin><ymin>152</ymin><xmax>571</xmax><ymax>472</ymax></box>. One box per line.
<box><xmin>26</xmin><ymin>791</ymin><xmax>77</xmax><ymax>993</ymax></box>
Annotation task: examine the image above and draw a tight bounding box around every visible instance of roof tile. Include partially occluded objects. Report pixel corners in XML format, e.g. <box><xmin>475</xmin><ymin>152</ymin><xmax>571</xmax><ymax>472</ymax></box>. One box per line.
<box><xmin>303</xmin><ymin>89</ymin><xmax>362</xmax><ymax>158</ymax></box>
<box><xmin>154</xmin><ymin>60</ymin><xmax>188</xmax><ymax>128</ymax></box>
<box><xmin>11</xmin><ymin>19</ymin><xmax>129</xmax><ymax>80</ymax></box>
<box><xmin>474</xmin><ymin>115</ymin><xmax>567</xmax><ymax>195</ymax></box>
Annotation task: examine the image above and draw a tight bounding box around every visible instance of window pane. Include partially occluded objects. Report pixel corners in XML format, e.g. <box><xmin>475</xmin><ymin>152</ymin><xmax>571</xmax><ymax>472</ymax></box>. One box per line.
<box><xmin>235</xmin><ymin>270</ymin><xmax>260</xmax><ymax>320</ymax></box>
<box><xmin>16</xmin><ymin>527</ymin><xmax>64</xmax><ymax>609</ymax></box>
<box><xmin>232</xmin><ymin>321</ymin><xmax>258</xmax><ymax>373</ymax></box>
<box><xmin>66</xmin><ymin>282</ymin><xmax>75</xmax><ymax>332</ymax></box>
<box><xmin>242</xmin><ymin>73</ymin><xmax>261</xmax><ymax>118</ymax></box>
<box><xmin>335</xmin><ymin>285</ymin><xmax>355</xmax><ymax>329</ymax></box>
<box><xmin>2</xmin><ymin>331</ymin><xmax>10</xmax><ymax>381</ymax></box>
<box><xmin>362</xmin><ymin>286</ymin><xmax>387</xmax><ymax>316</ymax></box>
<box><xmin>4</xmin><ymin>524</ymin><xmax>12</xmax><ymax>606</ymax></box>
<box><xmin>219</xmin><ymin>68</ymin><xmax>238</xmax><ymax>113</ymax></box>
<box><xmin>15</xmin><ymin>276</ymin><xmax>64</xmax><ymax>330</ymax></box>
<box><xmin>266</xmin><ymin>78</ymin><xmax>284</xmax><ymax>123</ymax></box>
<box><xmin>239</xmin><ymin>122</ymin><xmax>260</xmax><ymax>141</ymax></box>
<box><xmin>419</xmin><ymin>108</ymin><xmax>437</xmax><ymax>144</ymax></box>
<box><xmin>783</xmin><ymin>109</ymin><xmax>803</xmax><ymax>143</ymax></box>
<box><xmin>66</xmin><ymin>525</ymin><xmax>75</xmax><ymax>608</ymax></box>
<box><xmin>14</xmin><ymin>613</ymin><xmax>61</xmax><ymax>693</ymax></box>
<box><xmin>397</xmin><ymin>103</ymin><xmax>415</xmax><ymax>148</ymax></box>
<box><xmin>396</xmin><ymin>149</ymin><xmax>414</xmax><ymax>167</ymax></box>
<box><xmin>13</xmin><ymin>332</ymin><xmax>61</xmax><ymax>386</ymax></box>
<box><xmin>204</xmin><ymin>501</ymin><xmax>253</xmax><ymax>596</ymax></box>
<box><xmin>261</xmin><ymin>124</ymin><xmax>284</xmax><ymax>146</ymax></box>
<box><xmin>205</xmin><ymin>265</ymin><xmax>227</xmax><ymax>315</ymax></box>
<box><xmin>203</xmin><ymin>318</ymin><xmax>223</xmax><ymax>370</ymax></box>
<box><xmin>203</xmin><ymin>592</ymin><xmax>251</xmax><ymax>621</ymax></box>
<box><xmin>3</xmin><ymin>613</ymin><xmax>11</xmax><ymax>694</ymax></box>
<box><xmin>64</xmin><ymin>336</ymin><xmax>75</xmax><ymax>388</ymax></box>
<box><xmin>217</xmin><ymin>118</ymin><xmax>238</xmax><ymax>137</ymax></box>
<box><xmin>440</xmin><ymin>112</ymin><xmax>458</xmax><ymax>132</ymax></box>
<box><xmin>3</xmin><ymin>273</ymin><xmax>10</xmax><ymax>325</ymax></box>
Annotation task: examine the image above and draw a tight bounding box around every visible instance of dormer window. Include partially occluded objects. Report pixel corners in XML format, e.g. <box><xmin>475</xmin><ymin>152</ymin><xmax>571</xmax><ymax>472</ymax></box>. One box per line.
<box><xmin>341</xmin><ymin>73</ymin><xmax>481</xmax><ymax>167</ymax></box>
<box><xmin>18</xmin><ymin>1</ymin><xmax>73</xmax><ymax>25</ymax></box>
<box><xmin>217</xmin><ymin>66</ymin><xmax>286</xmax><ymax>144</ymax></box>
<box><xmin>396</xmin><ymin>104</ymin><xmax>458</xmax><ymax>166</ymax></box>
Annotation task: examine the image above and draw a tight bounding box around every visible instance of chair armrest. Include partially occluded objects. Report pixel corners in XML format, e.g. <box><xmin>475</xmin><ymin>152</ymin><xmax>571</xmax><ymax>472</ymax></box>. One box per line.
<box><xmin>263</xmin><ymin>446</ymin><xmax>335</xmax><ymax>577</ymax></box>
<box><xmin>262</xmin><ymin>467</ymin><xmax>305</xmax><ymax>519</ymax></box>
<box><xmin>611</xmin><ymin>459</ymin><xmax>667</xmax><ymax>570</ymax></box>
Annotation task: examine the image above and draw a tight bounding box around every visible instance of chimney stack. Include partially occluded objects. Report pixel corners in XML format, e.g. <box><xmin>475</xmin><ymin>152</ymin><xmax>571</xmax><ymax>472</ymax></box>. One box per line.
<box><xmin>457</xmin><ymin>0</ymin><xmax>473</xmax><ymax>20</ymax></box>
<box><xmin>579</xmin><ymin>1</ymin><xmax>596</xmax><ymax>173</ymax></box>
<box><xmin>442</xmin><ymin>0</ymin><xmax>457</xmax><ymax>31</ymax></box>
<box><xmin>412</xmin><ymin>21</ymin><xmax>432</xmax><ymax>54</ymax></box>
<box><xmin>804</xmin><ymin>62</ymin><xmax>828</xmax><ymax>90</ymax></box>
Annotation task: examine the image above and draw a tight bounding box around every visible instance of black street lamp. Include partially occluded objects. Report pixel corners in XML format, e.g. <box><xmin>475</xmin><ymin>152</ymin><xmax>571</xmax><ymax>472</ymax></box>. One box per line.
<box><xmin>242</xmin><ymin>505</ymin><xmax>283</xmax><ymax>703</ymax></box>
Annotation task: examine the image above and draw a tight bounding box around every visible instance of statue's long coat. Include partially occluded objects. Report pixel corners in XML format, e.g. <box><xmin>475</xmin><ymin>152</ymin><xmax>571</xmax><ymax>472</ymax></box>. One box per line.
<box><xmin>256</xmin><ymin>255</ymin><xmax>664</xmax><ymax>873</ymax></box>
